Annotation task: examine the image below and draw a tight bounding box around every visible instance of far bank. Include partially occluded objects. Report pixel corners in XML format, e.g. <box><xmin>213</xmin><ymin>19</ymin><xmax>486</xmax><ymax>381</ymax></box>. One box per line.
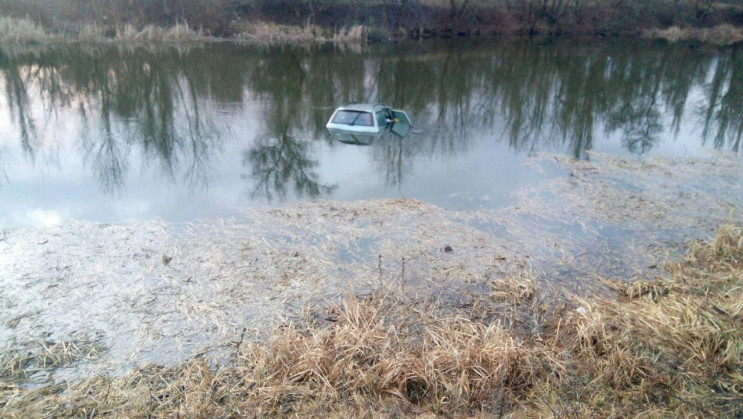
<box><xmin>1</xmin><ymin>0</ymin><xmax>743</xmax><ymax>45</ymax></box>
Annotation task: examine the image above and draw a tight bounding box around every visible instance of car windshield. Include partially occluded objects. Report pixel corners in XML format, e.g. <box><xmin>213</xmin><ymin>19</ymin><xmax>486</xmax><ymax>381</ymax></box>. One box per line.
<box><xmin>331</xmin><ymin>110</ymin><xmax>374</xmax><ymax>127</ymax></box>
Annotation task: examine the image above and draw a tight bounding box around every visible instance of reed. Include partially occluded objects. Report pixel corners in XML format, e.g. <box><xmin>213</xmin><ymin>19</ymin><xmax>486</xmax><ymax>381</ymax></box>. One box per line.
<box><xmin>84</xmin><ymin>22</ymin><xmax>207</xmax><ymax>42</ymax></box>
<box><xmin>332</xmin><ymin>25</ymin><xmax>368</xmax><ymax>44</ymax></box>
<box><xmin>644</xmin><ymin>24</ymin><xmax>743</xmax><ymax>45</ymax></box>
<box><xmin>237</xmin><ymin>22</ymin><xmax>321</xmax><ymax>43</ymax></box>
<box><xmin>234</xmin><ymin>20</ymin><xmax>368</xmax><ymax>45</ymax></box>
<box><xmin>0</xmin><ymin>16</ymin><xmax>51</xmax><ymax>42</ymax></box>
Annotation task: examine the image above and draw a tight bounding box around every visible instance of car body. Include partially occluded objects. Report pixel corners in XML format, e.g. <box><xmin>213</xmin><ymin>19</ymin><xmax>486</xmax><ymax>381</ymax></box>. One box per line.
<box><xmin>326</xmin><ymin>104</ymin><xmax>413</xmax><ymax>140</ymax></box>
<box><xmin>328</xmin><ymin>130</ymin><xmax>384</xmax><ymax>146</ymax></box>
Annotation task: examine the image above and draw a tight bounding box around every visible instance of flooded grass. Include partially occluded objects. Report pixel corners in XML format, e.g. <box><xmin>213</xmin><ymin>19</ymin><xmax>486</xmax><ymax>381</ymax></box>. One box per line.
<box><xmin>0</xmin><ymin>152</ymin><xmax>742</xmax><ymax>415</ymax></box>
<box><xmin>1</xmin><ymin>334</ymin><xmax>106</xmax><ymax>383</ymax></box>
<box><xmin>1</xmin><ymin>225</ymin><xmax>741</xmax><ymax>416</ymax></box>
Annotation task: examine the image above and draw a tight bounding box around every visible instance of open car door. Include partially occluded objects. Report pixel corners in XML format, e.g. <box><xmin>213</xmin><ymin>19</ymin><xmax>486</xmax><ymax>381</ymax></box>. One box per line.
<box><xmin>390</xmin><ymin>110</ymin><xmax>412</xmax><ymax>138</ymax></box>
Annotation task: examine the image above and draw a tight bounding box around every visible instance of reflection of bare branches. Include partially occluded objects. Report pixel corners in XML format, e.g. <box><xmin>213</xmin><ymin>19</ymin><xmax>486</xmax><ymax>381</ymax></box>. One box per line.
<box><xmin>81</xmin><ymin>121</ymin><xmax>129</xmax><ymax>195</ymax></box>
<box><xmin>138</xmin><ymin>69</ymin><xmax>178</xmax><ymax>181</ymax></box>
<box><xmin>608</xmin><ymin>97</ymin><xmax>662</xmax><ymax>155</ymax></box>
<box><xmin>371</xmin><ymin>132</ymin><xmax>421</xmax><ymax>188</ymax></box>
<box><xmin>181</xmin><ymin>128</ymin><xmax>218</xmax><ymax>191</ymax></box>
<box><xmin>4</xmin><ymin>66</ymin><xmax>37</xmax><ymax>161</ymax></box>
<box><xmin>244</xmin><ymin>133</ymin><xmax>336</xmax><ymax>201</ymax></box>
<box><xmin>33</xmin><ymin>67</ymin><xmax>74</xmax><ymax>114</ymax></box>
<box><xmin>0</xmin><ymin>44</ymin><xmax>226</xmax><ymax>196</ymax></box>
<box><xmin>0</xmin><ymin>146</ymin><xmax>8</xmax><ymax>187</ymax></box>
<box><xmin>177</xmin><ymin>78</ymin><xmax>222</xmax><ymax>191</ymax></box>
<box><xmin>78</xmin><ymin>68</ymin><xmax>129</xmax><ymax>194</ymax></box>
<box><xmin>700</xmin><ymin>47</ymin><xmax>743</xmax><ymax>152</ymax></box>
<box><xmin>117</xmin><ymin>64</ymin><xmax>221</xmax><ymax>191</ymax></box>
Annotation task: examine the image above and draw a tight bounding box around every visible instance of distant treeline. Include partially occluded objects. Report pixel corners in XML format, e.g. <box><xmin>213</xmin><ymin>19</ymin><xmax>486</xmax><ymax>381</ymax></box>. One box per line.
<box><xmin>1</xmin><ymin>0</ymin><xmax>743</xmax><ymax>39</ymax></box>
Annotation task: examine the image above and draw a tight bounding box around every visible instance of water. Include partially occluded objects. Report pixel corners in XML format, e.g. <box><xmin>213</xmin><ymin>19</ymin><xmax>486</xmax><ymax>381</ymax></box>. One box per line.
<box><xmin>2</xmin><ymin>40</ymin><xmax>742</xmax><ymax>382</ymax></box>
<box><xmin>0</xmin><ymin>40</ymin><xmax>741</xmax><ymax>228</ymax></box>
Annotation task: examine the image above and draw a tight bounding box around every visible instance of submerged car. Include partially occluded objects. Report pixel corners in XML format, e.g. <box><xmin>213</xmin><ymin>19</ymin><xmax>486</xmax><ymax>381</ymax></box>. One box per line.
<box><xmin>326</xmin><ymin>103</ymin><xmax>413</xmax><ymax>144</ymax></box>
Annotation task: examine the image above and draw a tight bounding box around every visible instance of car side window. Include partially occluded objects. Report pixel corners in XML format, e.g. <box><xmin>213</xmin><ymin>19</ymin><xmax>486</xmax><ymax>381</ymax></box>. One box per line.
<box><xmin>376</xmin><ymin>112</ymin><xmax>386</xmax><ymax>126</ymax></box>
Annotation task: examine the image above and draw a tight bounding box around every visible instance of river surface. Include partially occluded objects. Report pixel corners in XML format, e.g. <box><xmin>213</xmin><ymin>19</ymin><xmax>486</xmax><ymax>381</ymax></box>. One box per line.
<box><xmin>1</xmin><ymin>40</ymin><xmax>741</xmax><ymax>228</ymax></box>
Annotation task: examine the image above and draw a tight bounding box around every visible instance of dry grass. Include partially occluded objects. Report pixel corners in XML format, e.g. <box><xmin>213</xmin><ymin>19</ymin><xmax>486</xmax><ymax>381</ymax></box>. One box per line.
<box><xmin>0</xmin><ymin>15</ymin><xmax>361</xmax><ymax>45</ymax></box>
<box><xmin>332</xmin><ymin>25</ymin><xmax>368</xmax><ymax>43</ymax></box>
<box><xmin>1</xmin><ymin>336</ymin><xmax>106</xmax><ymax>382</ymax></box>
<box><xmin>644</xmin><ymin>24</ymin><xmax>743</xmax><ymax>45</ymax></box>
<box><xmin>2</xmin><ymin>225</ymin><xmax>742</xmax><ymax>417</ymax></box>
<box><xmin>542</xmin><ymin>224</ymin><xmax>743</xmax><ymax>416</ymax></box>
<box><xmin>119</xmin><ymin>23</ymin><xmax>206</xmax><ymax>42</ymax></box>
<box><xmin>78</xmin><ymin>23</ymin><xmax>207</xmax><ymax>42</ymax></box>
<box><xmin>0</xmin><ymin>16</ymin><xmax>52</xmax><ymax>43</ymax></box>
<box><xmin>235</xmin><ymin>21</ymin><xmax>323</xmax><ymax>44</ymax></box>
<box><xmin>0</xmin><ymin>18</ymin><xmax>207</xmax><ymax>43</ymax></box>
<box><xmin>235</xmin><ymin>20</ymin><xmax>367</xmax><ymax>45</ymax></box>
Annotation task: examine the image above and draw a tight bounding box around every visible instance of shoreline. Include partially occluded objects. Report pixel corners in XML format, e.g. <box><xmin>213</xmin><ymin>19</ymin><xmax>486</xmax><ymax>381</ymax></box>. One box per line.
<box><xmin>1</xmin><ymin>16</ymin><xmax>742</xmax><ymax>46</ymax></box>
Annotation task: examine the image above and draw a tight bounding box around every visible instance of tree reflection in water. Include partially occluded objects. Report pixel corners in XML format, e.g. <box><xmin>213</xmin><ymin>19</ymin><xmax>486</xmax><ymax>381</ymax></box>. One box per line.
<box><xmin>0</xmin><ymin>41</ymin><xmax>742</xmax><ymax>201</ymax></box>
<box><xmin>245</xmin><ymin>132</ymin><xmax>337</xmax><ymax>201</ymax></box>
<box><xmin>3</xmin><ymin>60</ymin><xmax>37</xmax><ymax>161</ymax></box>
<box><xmin>701</xmin><ymin>45</ymin><xmax>743</xmax><ymax>152</ymax></box>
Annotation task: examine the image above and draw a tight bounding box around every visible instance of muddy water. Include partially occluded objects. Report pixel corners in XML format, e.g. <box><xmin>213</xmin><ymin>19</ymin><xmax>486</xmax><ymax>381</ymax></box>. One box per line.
<box><xmin>0</xmin><ymin>41</ymin><xmax>742</xmax><ymax>383</ymax></box>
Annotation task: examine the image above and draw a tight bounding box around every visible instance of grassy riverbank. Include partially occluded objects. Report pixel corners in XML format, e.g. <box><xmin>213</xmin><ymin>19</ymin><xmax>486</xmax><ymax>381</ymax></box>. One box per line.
<box><xmin>2</xmin><ymin>224</ymin><xmax>741</xmax><ymax>417</ymax></box>
<box><xmin>1</xmin><ymin>1</ymin><xmax>743</xmax><ymax>44</ymax></box>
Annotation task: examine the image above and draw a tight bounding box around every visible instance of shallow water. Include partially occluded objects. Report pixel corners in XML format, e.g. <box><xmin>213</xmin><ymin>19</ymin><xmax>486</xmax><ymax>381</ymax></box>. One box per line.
<box><xmin>0</xmin><ymin>40</ymin><xmax>741</xmax><ymax>227</ymax></box>
<box><xmin>1</xmin><ymin>152</ymin><xmax>742</xmax><ymax>384</ymax></box>
<box><xmin>1</xmin><ymin>40</ymin><xmax>742</xmax><ymax>384</ymax></box>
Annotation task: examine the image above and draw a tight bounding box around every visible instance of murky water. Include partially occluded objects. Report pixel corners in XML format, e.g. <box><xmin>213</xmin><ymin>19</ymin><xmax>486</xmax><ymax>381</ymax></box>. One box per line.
<box><xmin>1</xmin><ymin>40</ymin><xmax>741</xmax><ymax>228</ymax></box>
<box><xmin>1</xmin><ymin>40</ymin><xmax>742</xmax><ymax>384</ymax></box>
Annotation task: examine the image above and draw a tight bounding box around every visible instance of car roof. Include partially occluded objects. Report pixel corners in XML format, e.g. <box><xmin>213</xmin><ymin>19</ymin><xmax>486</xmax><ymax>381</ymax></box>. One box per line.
<box><xmin>338</xmin><ymin>103</ymin><xmax>387</xmax><ymax>113</ymax></box>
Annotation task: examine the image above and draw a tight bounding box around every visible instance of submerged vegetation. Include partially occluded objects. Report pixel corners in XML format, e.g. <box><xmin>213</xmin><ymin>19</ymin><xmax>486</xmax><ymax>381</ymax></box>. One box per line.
<box><xmin>1</xmin><ymin>335</ymin><xmax>106</xmax><ymax>383</ymax></box>
<box><xmin>1</xmin><ymin>225</ymin><xmax>741</xmax><ymax>416</ymax></box>
<box><xmin>0</xmin><ymin>0</ymin><xmax>742</xmax><ymax>43</ymax></box>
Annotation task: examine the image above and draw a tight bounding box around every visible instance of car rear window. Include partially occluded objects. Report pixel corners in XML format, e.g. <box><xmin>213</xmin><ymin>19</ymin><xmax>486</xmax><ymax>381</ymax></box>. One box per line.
<box><xmin>331</xmin><ymin>110</ymin><xmax>374</xmax><ymax>127</ymax></box>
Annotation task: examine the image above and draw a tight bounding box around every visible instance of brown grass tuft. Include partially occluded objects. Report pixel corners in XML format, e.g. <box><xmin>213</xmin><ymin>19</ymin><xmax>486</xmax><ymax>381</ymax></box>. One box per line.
<box><xmin>1</xmin><ymin>337</ymin><xmax>105</xmax><ymax>382</ymax></box>
<box><xmin>332</xmin><ymin>25</ymin><xmax>368</xmax><ymax>44</ymax></box>
<box><xmin>644</xmin><ymin>24</ymin><xmax>743</xmax><ymax>45</ymax></box>
<box><xmin>0</xmin><ymin>16</ymin><xmax>52</xmax><ymax>42</ymax></box>
<box><xmin>234</xmin><ymin>20</ymin><xmax>368</xmax><ymax>45</ymax></box>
